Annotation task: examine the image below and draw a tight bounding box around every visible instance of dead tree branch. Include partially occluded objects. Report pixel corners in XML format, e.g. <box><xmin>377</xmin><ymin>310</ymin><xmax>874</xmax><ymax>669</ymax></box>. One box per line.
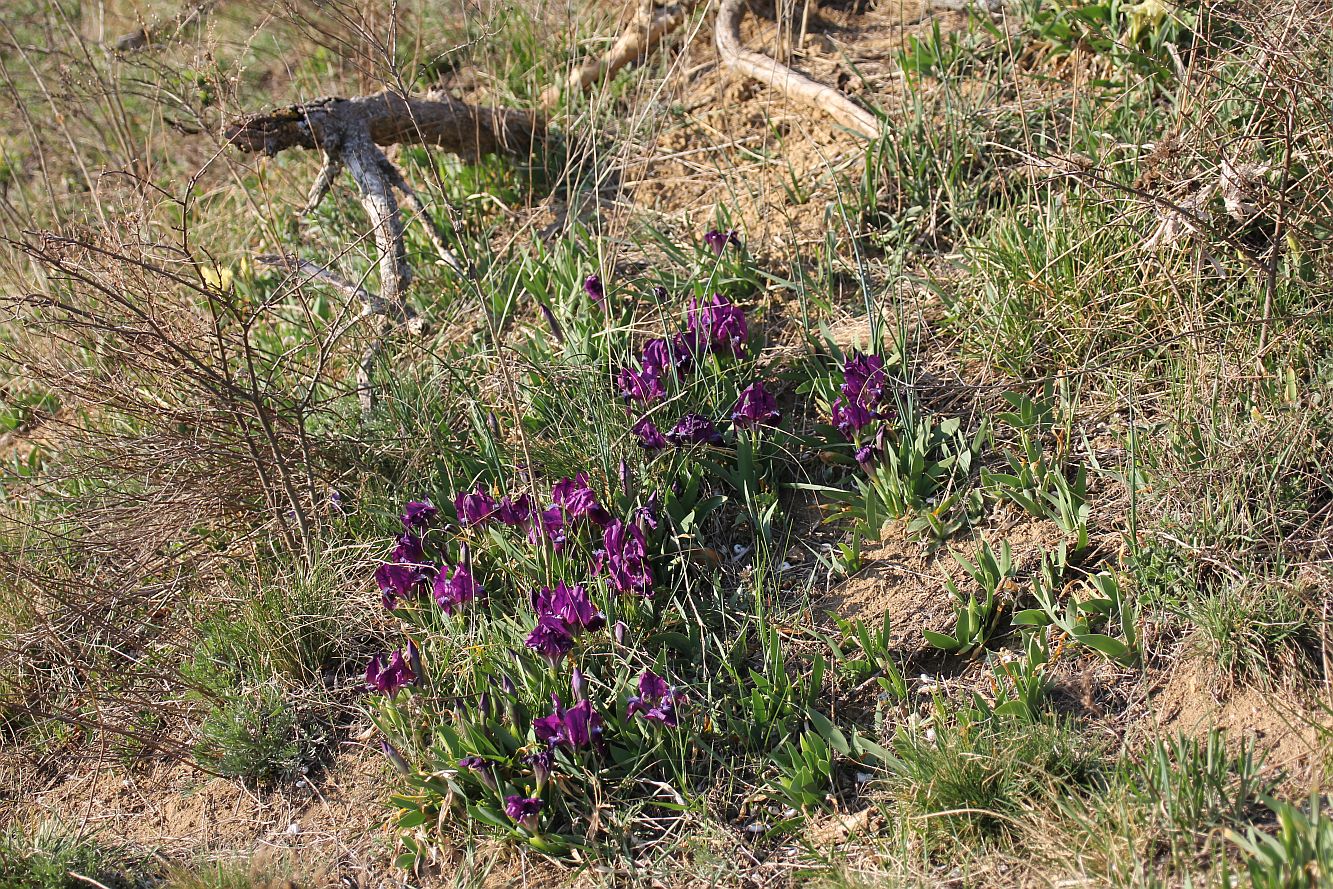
<box><xmin>225</xmin><ymin>90</ymin><xmax>543</xmax><ymax>160</ymax></box>
<box><xmin>223</xmin><ymin>0</ymin><xmax>698</xmax><ymax>416</ymax></box>
<box><xmin>225</xmin><ymin>90</ymin><xmax>538</xmax><ymax>417</ymax></box>
<box><xmin>715</xmin><ymin>0</ymin><xmax>881</xmax><ymax>139</ymax></box>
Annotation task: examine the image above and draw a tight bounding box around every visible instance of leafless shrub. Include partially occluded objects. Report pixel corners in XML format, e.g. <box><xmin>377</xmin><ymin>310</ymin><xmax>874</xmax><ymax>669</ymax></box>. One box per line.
<box><xmin>0</xmin><ymin>183</ymin><xmax>388</xmax><ymax>771</ymax></box>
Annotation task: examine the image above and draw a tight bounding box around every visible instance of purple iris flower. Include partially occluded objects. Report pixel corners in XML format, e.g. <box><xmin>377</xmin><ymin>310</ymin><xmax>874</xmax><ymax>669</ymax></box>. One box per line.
<box><xmin>584</xmin><ymin>274</ymin><xmax>605</xmax><ymax>309</ymax></box>
<box><xmin>731</xmin><ymin>381</ymin><xmax>782</xmax><ymax>429</ymax></box>
<box><xmin>380</xmin><ymin>738</ymin><xmax>410</xmax><ymax>775</ymax></box>
<box><xmin>496</xmin><ymin>493</ymin><xmax>533</xmax><ymax>526</ymax></box>
<box><xmin>525</xmin><ymin>614</ymin><xmax>575</xmax><ymax>665</ymax></box>
<box><xmin>375</xmin><ymin>562</ymin><xmax>429</xmax><ymax>609</ymax></box>
<box><xmin>433</xmin><ymin>564</ymin><xmax>480</xmax><ymax>614</ymax></box>
<box><xmin>597</xmin><ymin>520</ymin><xmax>654</xmax><ymax>595</ymax></box>
<box><xmin>532</xmin><ymin>694</ymin><xmax>566</xmax><ymax>746</ymax></box>
<box><xmin>534</xmin><ymin>695</ymin><xmax>604</xmax><ymax>751</ymax></box>
<box><xmin>632</xmin><ymin>416</ymin><xmax>669</xmax><ymax>451</ymax></box>
<box><xmin>562</xmin><ymin>699</ymin><xmax>605</xmax><ymax>749</ymax></box>
<box><xmin>401</xmin><ymin>500</ymin><xmax>437</xmax><ymax>530</ymax></box>
<box><xmin>504</xmin><ymin>794</ymin><xmax>543</xmax><ymax>831</ymax></box>
<box><xmin>703</xmin><ymin>228</ymin><xmax>741</xmax><ymax>254</ymax></box>
<box><xmin>666</xmin><ymin>413</ymin><xmax>723</xmax><ymax>446</ymax></box>
<box><xmin>616</xmin><ymin>364</ymin><xmax>666</xmax><ymax>404</ymax></box>
<box><xmin>686</xmin><ymin>294</ymin><xmax>748</xmax><ymax>357</ymax></box>
<box><xmin>526</xmin><ymin>505</ymin><xmax>568</xmax><ymax>552</ymax></box>
<box><xmin>391</xmin><ymin>532</ymin><xmax>427</xmax><ymax>565</ymax></box>
<box><xmin>526</xmin><ymin>748</ymin><xmax>553</xmax><ymax>789</ymax></box>
<box><xmin>571</xmin><ymin>667</ymin><xmax>589</xmax><ymax>701</ymax></box>
<box><xmin>458</xmin><ymin>755</ymin><xmax>498</xmax><ymax>791</ymax></box>
<box><xmin>842</xmin><ymin>351</ymin><xmax>887</xmax><ymax>408</ymax></box>
<box><xmin>642</xmin><ymin>336</ymin><xmax>692</xmax><ymax>379</ymax></box>
<box><xmin>831</xmin><ymin>396</ymin><xmax>875</xmax><ymax>437</ymax></box>
<box><xmin>531</xmin><ymin>581</ymin><xmax>606</xmax><ymax>633</ymax></box>
<box><xmin>455</xmin><ymin>486</ymin><xmax>498</xmax><ymax>527</ymax></box>
<box><xmin>552</xmin><ymin>472</ymin><xmax>611</xmax><ymax>526</ymax></box>
<box><xmin>626</xmin><ymin>668</ymin><xmax>687</xmax><ymax>727</ymax></box>
<box><xmin>365</xmin><ymin>645</ymin><xmax>417</xmax><ymax>697</ymax></box>
<box><xmin>854</xmin><ymin>443</ymin><xmax>878</xmax><ymax>472</ymax></box>
<box><xmin>633</xmin><ymin>492</ymin><xmax>660</xmax><ymax>530</ymax></box>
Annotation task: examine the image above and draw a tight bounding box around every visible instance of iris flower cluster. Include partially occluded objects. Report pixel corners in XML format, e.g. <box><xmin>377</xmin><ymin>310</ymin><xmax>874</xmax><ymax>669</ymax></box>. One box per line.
<box><xmin>829</xmin><ymin>350</ymin><xmax>895</xmax><ymax>469</ymax></box>
<box><xmin>617</xmin><ymin>292</ymin><xmax>784</xmax><ymax>451</ymax></box>
<box><xmin>626</xmin><ymin>669</ymin><xmax>687</xmax><ymax>726</ymax></box>
<box><xmin>702</xmin><ymin>228</ymin><xmax>742</xmax><ymax>254</ymax></box>
<box><xmin>374</xmin><ymin>500</ymin><xmax>480</xmax><ymax>612</ymax></box>
<box><xmin>365</xmin><ymin>641</ymin><xmax>418</xmax><ymax>697</ymax></box>
<box><xmin>525</xmin><ymin>581</ymin><xmax>605</xmax><ymax>663</ymax></box>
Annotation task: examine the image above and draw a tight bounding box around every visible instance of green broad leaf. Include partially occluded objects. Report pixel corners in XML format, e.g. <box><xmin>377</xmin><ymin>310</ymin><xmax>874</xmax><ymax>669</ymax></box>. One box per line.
<box><xmin>851</xmin><ymin>733</ymin><xmax>893</xmax><ymax>764</ymax></box>
<box><xmin>526</xmin><ymin>833</ymin><xmax>570</xmax><ymax>854</ymax></box>
<box><xmin>923</xmin><ymin>629</ymin><xmax>961</xmax><ymax>650</ymax></box>
<box><xmin>468</xmin><ymin>803</ymin><xmax>510</xmax><ymax>830</ymax></box>
<box><xmin>396</xmin><ymin>810</ymin><xmax>429</xmax><ymax>829</ymax></box>
<box><xmin>1012</xmin><ymin>609</ymin><xmax>1051</xmax><ymax>627</ymax></box>
<box><xmin>394</xmin><ymin>852</ymin><xmax>419</xmax><ymax>870</ymax></box>
<box><xmin>1076</xmin><ymin>633</ymin><xmax>1134</xmax><ymax>663</ymax></box>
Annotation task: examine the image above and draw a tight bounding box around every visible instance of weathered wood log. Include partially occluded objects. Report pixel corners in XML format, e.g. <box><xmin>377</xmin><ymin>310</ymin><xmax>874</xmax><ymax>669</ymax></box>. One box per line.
<box><xmin>224</xmin><ymin>90</ymin><xmax>543</xmax><ymax>160</ymax></box>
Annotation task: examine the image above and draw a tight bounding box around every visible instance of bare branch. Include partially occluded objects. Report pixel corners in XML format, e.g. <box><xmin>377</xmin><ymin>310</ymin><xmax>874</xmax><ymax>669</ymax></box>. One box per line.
<box><xmin>302</xmin><ymin>151</ymin><xmax>343</xmax><ymax>216</ymax></box>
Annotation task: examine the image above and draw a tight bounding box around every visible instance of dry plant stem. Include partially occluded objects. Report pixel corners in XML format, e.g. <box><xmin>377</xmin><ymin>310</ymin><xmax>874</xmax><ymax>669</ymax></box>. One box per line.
<box><xmin>112</xmin><ymin>0</ymin><xmax>220</xmax><ymax>52</ymax></box>
<box><xmin>714</xmin><ymin>0</ymin><xmax>881</xmax><ymax>139</ymax></box>
<box><xmin>538</xmin><ymin>0</ymin><xmax>699</xmax><ymax>108</ymax></box>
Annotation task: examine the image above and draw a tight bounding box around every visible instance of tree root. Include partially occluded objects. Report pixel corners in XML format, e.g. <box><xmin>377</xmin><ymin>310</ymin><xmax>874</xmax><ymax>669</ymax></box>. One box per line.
<box><xmin>539</xmin><ymin>0</ymin><xmax>700</xmax><ymax>108</ymax></box>
<box><xmin>715</xmin><ymin>0</ymin><xmax>881</xmax><ymax>139</ymax></box>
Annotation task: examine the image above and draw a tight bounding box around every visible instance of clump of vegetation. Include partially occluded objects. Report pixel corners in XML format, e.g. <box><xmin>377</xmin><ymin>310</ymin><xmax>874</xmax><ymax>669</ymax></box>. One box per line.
<box><xmin>1</xmin><ymin>0</ymin><xmax>1330</xmax><ymax>884</ymax></box>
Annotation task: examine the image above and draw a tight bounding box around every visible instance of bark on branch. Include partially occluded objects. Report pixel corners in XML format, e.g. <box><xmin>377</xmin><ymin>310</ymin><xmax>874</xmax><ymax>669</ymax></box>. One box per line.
<box><xmin>225</xmin><ymin>90</ymin><xmax>543</xmax><ymax>160</ymax></box>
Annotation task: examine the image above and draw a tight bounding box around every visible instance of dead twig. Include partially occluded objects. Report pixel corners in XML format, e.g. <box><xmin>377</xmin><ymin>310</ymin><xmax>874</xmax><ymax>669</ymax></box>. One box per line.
<box><xmin>111</xmin><ymin>0</ymin><xmax>220</xmax><ymax>52</ymax></box>
<box><xmin>225</xmin><ymin>91</ymin><xmax>521</xmax><ymax>417</ymax></box>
